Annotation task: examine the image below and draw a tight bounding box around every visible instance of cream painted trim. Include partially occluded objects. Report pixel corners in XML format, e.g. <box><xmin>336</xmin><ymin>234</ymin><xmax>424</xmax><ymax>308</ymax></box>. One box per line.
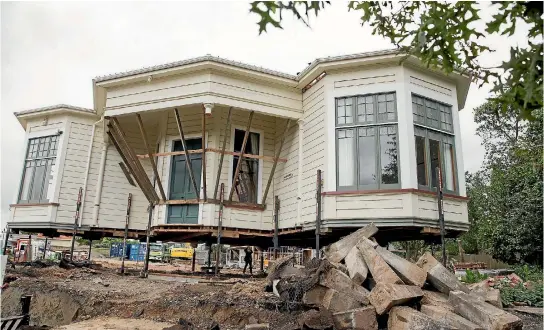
<box><xmin>227</xmin><ymin>125</ymin><xmax>264</xmax><ymax>204</ymax></box>
<box><xmin>52</xmin><ymin>118</ymin><xmax>71</xmax><ymax>206</ymax></box>
<box><xmin>104</xmin><ymin>93</ymin><xmax>303</xmax><ymax>120</ymax></box>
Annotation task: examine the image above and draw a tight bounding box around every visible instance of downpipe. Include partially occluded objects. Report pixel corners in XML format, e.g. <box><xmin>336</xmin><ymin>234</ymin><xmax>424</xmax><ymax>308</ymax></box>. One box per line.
<box><xmin>79</xmin><ymin>116</ymin><xmax>103</xmax><ymax>226</ymax></box>
<box><xmin>92</xmin><ymin>119</ymin><xmax>109</xmax><ymax>226</ymax></box>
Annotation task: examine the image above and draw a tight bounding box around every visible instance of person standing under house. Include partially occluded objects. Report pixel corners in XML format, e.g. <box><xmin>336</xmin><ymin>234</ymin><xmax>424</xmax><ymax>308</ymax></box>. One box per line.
<box><xmin>243</xmin><ymin>247</ymin><xmax>253</xmax><ymax>275</ymax></box>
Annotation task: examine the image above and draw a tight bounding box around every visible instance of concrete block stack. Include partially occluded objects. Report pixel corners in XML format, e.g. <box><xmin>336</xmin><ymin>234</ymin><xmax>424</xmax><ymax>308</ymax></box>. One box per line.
<box><xmin>268</xmin><ymin>224</ymin><xmax>523</xmax><ymax>330</ymax></box>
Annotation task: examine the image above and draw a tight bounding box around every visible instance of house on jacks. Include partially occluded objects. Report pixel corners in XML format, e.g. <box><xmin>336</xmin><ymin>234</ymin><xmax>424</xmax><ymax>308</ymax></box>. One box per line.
<box><xmin>7</xmin><ymin>50</ymin><xmax>471</xmax><ymax>247</ymax></box>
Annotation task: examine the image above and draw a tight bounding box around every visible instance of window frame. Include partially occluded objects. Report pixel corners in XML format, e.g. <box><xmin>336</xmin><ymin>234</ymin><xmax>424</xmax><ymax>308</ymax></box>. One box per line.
<box><xmin>414</xmin><ymin>125</ymin><xmax>458</xmax><ymax>195</ymax></box>
<box><xmin>335</xmin><ymin>92</ymin><xmax>401</xmax><ymax>191</ymax></box>
<box><xmin>228</xmin><ymin>127</ymin><xmax>264</xmax><ymax>204</ymax></box>
<box><xmin>17</xmin><ymin>134</ymin><xmax>60</xmax><ymax>204</ymax></box>
<box><xmin>411</xmin><ymin>93</ymin><xmax>454</xmax><ymax>133</ymax></box>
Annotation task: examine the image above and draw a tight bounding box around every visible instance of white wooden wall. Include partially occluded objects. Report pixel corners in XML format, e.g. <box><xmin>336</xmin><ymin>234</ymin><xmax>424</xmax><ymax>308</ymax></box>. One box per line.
<box><xmin>299</xmin><ymin>79</ymin><xmax>326</xmax><ymax>225</ymax></box>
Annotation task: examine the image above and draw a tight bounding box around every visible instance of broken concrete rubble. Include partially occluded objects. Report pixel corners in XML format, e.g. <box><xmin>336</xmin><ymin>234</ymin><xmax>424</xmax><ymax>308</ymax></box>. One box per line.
<box><xmin>388</xmin><ymin>306</ymin><xmax>455</xmax><ymax>330</ymax></box>
<box><xmin>449</xmin><ymin>290</ymin><xmax>522</xmax><ymax>330</ymax></box>
<box><xmin>420</xmin><ymin>304</ymin><xmax>484</xmax><ymax>330</ymax></box>
<box><xmin>368</xmin><ymin>283</ymin><xmax>423</xmax><ymax>315</ymax></box>
<box><xmin>375</xmin><ymin>246</ymin><xmax>426</xmax><ymax>287</ymax></box>
<box><xmin>322</xmin><ymin>288</ymin><xmax>363</xmax><ymax>313</ymax></box>
<box><xmin>420</xmin><ymin>290</ymin><xmax>454</xmax><ymax>312</ymax></box>
<box><xmin>298</xmin><ymin>308</ymin><xmax>334</xmax><ymax>330</ymax></box>
<box><xmin>469</xmin><ymin>279</ymin><xmax>503</xmax><ymax>308</ymax></box>
<box><xmin>323</xmin><ymin>223</ymin><xmax>378</xmax><ymax>262</ymax></box>
<box><xmin>332</xmin><ymin>306</ymin><xmax>377</xmax><ymax>330</ymax></box>
<box><xmin>416</xmin><ymin>252</ymin><xmax>469</xmax><ymax>294</ymax></box>
<box><xmin>357</xmin><ymin>238</ymin><xmax>403</xmax><ymax>285</ymax></box>
<box><xmin>344</xmin><ymin>246</ymin><xmax>368</xmax><ymax>285</ymax></box>
<box><xmin>302</xmin><ymin>285</ymin><xmax>329</xmax><ymax>306</ymax></box>
<box><xmin>319</xmin><ymin>267</ymin><xmax>369</xmax><ymax>304</ymax></box>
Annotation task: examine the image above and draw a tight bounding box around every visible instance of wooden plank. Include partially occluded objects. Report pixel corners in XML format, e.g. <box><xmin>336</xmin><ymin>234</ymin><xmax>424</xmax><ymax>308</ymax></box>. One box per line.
<box><xmin>174</xmin><ymin>108</ymin><xmax>200</xmax><ymax>201</ymax></box>
<box><xmin>109</xmin><ymin>119</ymin><xmax>158</xmax><ymax>202</ymax></box>
<box><xmin>162</xmin><ymin>199</ymin><xmax>201</xmax><ymax>205</ymax></box>
<box><xmin>107</xmin><ymin>130</ymin><xmax>155</xmax><ymax>203</ymax></box>
<box><xmin>228</xmin><ymin>111</ymin><xmax>254</xmax><ymax>201</ymax></box>
<box><xmin>261</xmin><ymin>119</ymin><xmax>291</xmax><ymax>204</ymax></box>
<box><xmin>108</xmin><ymin>126</ymin><xmax>156</xmax><ymax>202</ymax></box>
<box><xmin>136</xmin><ymin>148</ymin><xmax>287</xmax><ymax>163</ymax></box>
<box><xmin>213</xmin><ymin>107</ymin><xmax>232</xmax><ymax>200</ymax></box>
<box><xmin>136</xmin><ymin>114</ymin><xmax>166</xmax><ymax>200</ymax></box>
<box><xmin>201</xmin><ymin>105</ymin><xmax>207</xmax><ymax>201</ymax></box>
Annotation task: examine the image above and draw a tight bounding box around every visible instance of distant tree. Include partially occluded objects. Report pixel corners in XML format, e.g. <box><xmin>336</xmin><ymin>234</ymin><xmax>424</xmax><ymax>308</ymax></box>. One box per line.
<box><xmin>462</xmin><ymin>104</ymin><xmax>543</xmax><ymax>264</ymax></box>
<box><xmin>250</xmin><ymin>1</ymin><xmax>543</xmax><ymax>119</ymax></box>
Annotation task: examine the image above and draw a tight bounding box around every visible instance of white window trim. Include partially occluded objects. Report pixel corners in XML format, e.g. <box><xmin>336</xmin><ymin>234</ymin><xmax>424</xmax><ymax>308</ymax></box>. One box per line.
<box><xmin>227</xmin><ymin>125</ymin><xmax>264</xmax><ymax>204</ymax></box>
<box><xmin>14</xmin><ymin>125</ymin><xmax>67</xmax><ymax>205</ymax></box>
<box><xmin>161</xmin><ymin>132</ymin><xmax>208</xmax><ymax>225</ymax></box>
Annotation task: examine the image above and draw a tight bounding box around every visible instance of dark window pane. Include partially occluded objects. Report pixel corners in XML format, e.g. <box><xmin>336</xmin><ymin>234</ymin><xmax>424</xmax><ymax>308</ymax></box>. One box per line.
<box><xmin>232</xmin><ymin>129</ymin><xmax>260</xmax><ymax>202</ymax></box>
<box><xmin>415</xmin><ymin>136</ymin><xmax>427</xmax><ymax>186</ymax></box>
<box><xmin>379</xmin><ymin>126</ymin><xmax>398</xmax><ymax>184</ymax></box>
<box><xmin>337</xmin><ymin>97</ymin><xmax>354</xmax><ymax>124</ymax></box>
<box><xmin>429</xmin><ymin>139</ymin><xmax>441</xmax><ymax>188</ymax></box>
<box><xmin>358</xmin><ymin>127</ymin><xmax>376</xmax><ymax>186</ymax></box>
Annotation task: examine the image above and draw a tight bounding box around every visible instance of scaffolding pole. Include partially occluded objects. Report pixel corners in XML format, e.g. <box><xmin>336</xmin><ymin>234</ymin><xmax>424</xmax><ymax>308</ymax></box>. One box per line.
<box><xmin>215</xmin><ymin>183</ymin><xmax>225</xmax><ymax>275</ymax></box>
<box><xmin>141</xmin><ymin>203</ymin><xmax>154</xmax><ymax>277</ymax></box>
<box><xmin>315</xmin><ymin>170</ymin><xmax>322</xmax><ymax>258</ymax></box>
<box><xmin>273</xmin><ymin>196</ymin><xmax>279</xmax><ymax>258</ymax></box>
<box><xmin>69</xmin><ymin>187</ymin><xmax>83</xmax><ymax>261</ymax></box>
<box><xmin>120</xmin><ymin>193</ymin><xmax>132</xmax><ymax>274</ymax></box>
<box><xmin>436</xmin><ymin>167</ymin><xmax>447</xmax><ymax>266</ymax></box>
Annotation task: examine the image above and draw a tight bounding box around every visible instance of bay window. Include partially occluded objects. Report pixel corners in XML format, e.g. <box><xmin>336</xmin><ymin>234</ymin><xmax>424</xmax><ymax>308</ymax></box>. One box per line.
<box><xmin>336</xmin><ymin>92</ymin><xmax>400</xmax><ymax>190</ymax></box>
<box><xmin>412</xmin><ymin>94</ymin><xmax>457</xmax><ymax>193</ymax></box>
<box><xmin>18</xmin><ymin>135</ymin><xmax>59</xmax><ymax>203</ymax></box>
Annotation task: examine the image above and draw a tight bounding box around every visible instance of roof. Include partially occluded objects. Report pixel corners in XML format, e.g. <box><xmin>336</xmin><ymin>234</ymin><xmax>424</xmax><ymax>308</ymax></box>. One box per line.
<box><xmin>296</xmin><ymin>49</ymin><xmax>399</xmax><ymax>80</ymax></box>
<box><xmin>15</xmin><ymin>104</ymin><xmax>95</xmax><ymax>117</ymax></box>
<box><xmin>94</xmin><ymin>55</ymin><xmax>298</xmax><ymax>83</ymax></box>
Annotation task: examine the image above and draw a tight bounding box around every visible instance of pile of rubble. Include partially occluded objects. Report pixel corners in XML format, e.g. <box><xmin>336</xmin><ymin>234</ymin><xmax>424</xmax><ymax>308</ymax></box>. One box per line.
<box><xmin>267</xmin><ymin>224</ymin><xmax>523</xmax><ymax>330</ymax></box>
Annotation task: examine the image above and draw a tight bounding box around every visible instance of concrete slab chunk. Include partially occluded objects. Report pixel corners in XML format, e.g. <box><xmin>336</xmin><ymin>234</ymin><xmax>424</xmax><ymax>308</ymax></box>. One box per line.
<box><xmin>388</xmin><ymin>306</ymin><xmax>455</xmax><ymax>330</ymax></box>
<box><xmin>421</xmin><ymin>304</ymin><xmax>484</xmax><ymax>330</ymax></box>
<box><xmin>345</xmin><ymin>246</ymin><xmax>369</xmax><ymax>285</ymax></box>
<box><xmin>469</xmin><ymin>280</ymin><xmax>503</xmax><ymax>308</ymax></box>
<box><xmin>416</xmin><ymin>252</ymin><xmax>469</xmax><ymax>294</ymax></box>
<box><xmin>368</xmin><ymin>283</ymin><xmax>423</xmax><ymax>315</ymax></box>
<box><xmin>322</xmin><ymin>288</ymin><xmax>363</xmax><ymax>313</ymax></box>
<box><xmin>332</xmin><ymin>306</ymin><xmax>378</xmax><ymax>330</ymax></box>
<box><xmin>449</xmin><ymin>290</ymin><xmax>522</xmax><ymax>330</ymax></box>
<box><xmin>302</xmin><ymin>285</ymin><xmax>329</xmax><ymax>306</ymax></box>
<box><xmin>375</xmin><ymin>246</ymin><xmax>426</xmax><ymax>287</ymax></box>
<box><xmin>357</xmin><ymin>238</ymin><xmax>403</xmax><ymax>285</ymax></box>
<box><xmin>323</xmin><ymin>223</ymin><xmax>378</xmax><ymax>262</ymax></box>
<box><xmin>320</xmin><ymin>268</ymin><xmax>369</xmax><ymax>304</ymax></box>
<box><xmin>421</xmin><ymin>290</ymin><xmax>454</xmax><ymax>312</ymax></box>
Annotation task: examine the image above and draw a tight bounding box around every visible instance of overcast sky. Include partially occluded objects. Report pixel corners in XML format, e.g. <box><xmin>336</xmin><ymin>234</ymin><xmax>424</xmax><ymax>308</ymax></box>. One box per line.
<box><xmin>0</xmin><ymin>2</ymin><xmax>528</xmax><ymax>223</ymax></box>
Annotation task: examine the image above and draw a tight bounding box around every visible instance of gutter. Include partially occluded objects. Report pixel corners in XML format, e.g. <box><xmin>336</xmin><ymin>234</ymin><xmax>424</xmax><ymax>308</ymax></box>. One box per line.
<box><xmin>79</xmin><ymin>116</ymin><xmax>104</xmax><ymax>226</ymax></box>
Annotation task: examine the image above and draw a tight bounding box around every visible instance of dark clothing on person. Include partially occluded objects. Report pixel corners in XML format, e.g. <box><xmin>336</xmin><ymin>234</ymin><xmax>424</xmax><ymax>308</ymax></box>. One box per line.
<box><xmin>243</xmin><ymin>248</ymin><xmax>253</xmax><ymax>274</ymax></box>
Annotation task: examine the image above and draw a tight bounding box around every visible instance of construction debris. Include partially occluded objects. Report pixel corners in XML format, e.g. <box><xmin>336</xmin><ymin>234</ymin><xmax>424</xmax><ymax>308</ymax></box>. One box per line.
<box><xmin>388</xmin><ymin>306</ymin><xmax>454</xmax><ymax>330</ymax></box>
<box><xmin>344</xmin><ymin>246</ymin><xmax>368</xmax><ymax>285</ymax></box>
<box><xmin>416</xmin><ymin>252</ymin><xmax>469</xmax><ymax>294</ymax></box>
<box><xmin>420</xmin><ymin>305</ymin><xmax>483</xmax><ymax>330</ymax></box>
<box><xmin>368</xmin><ymin>283</ymin><xmax>423</xmax><ymax>315</ymax></box>
<box><xmin>323</xmin><ymin>224</ymin><xmax>378</xmax><ymax>262</ymax></box>
<box><xmin>265</xmin><ymin>223</ymin><xmax>525</xmax><ymax>330</ymax></box>
<box><xmin>449</xmin><ymin>290</ymin><xmax>522</xmax><ymax>330</ymax></box>
<box><xmin>332</xmin><ymin>306</ymin><xmax>377</xmax><ymax>330</ymax></box>
<box><xmin>357</xmin><ymin>238</ymin><xmax>403</xmax><ymax>285</ymax></box>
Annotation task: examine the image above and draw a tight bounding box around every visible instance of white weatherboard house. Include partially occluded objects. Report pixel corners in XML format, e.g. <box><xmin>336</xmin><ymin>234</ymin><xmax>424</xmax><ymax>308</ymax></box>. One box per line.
<box><xmin>8</xmin><ymin>50</ymin><xmax>470</xmax><ymax>246</ymax></box>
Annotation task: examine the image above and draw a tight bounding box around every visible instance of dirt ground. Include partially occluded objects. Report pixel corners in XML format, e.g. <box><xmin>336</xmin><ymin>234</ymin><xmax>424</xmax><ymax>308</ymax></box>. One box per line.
<box><xmin>2</xmin><ymin>260</ymin><xmax>301</xmax><ymax>330</ymax></box>
<box><xmin>3</xmin><ymin>258</ymin><xmax>542</xmax><ymax>330</ymax></box>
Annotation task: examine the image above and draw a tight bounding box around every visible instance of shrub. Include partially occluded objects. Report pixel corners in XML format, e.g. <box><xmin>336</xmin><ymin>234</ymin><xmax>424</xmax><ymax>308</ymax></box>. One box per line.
<box><xmin>462</xmin><ymin>269</ymin><xmax>488</xmax><ymax>283</ymax></box>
